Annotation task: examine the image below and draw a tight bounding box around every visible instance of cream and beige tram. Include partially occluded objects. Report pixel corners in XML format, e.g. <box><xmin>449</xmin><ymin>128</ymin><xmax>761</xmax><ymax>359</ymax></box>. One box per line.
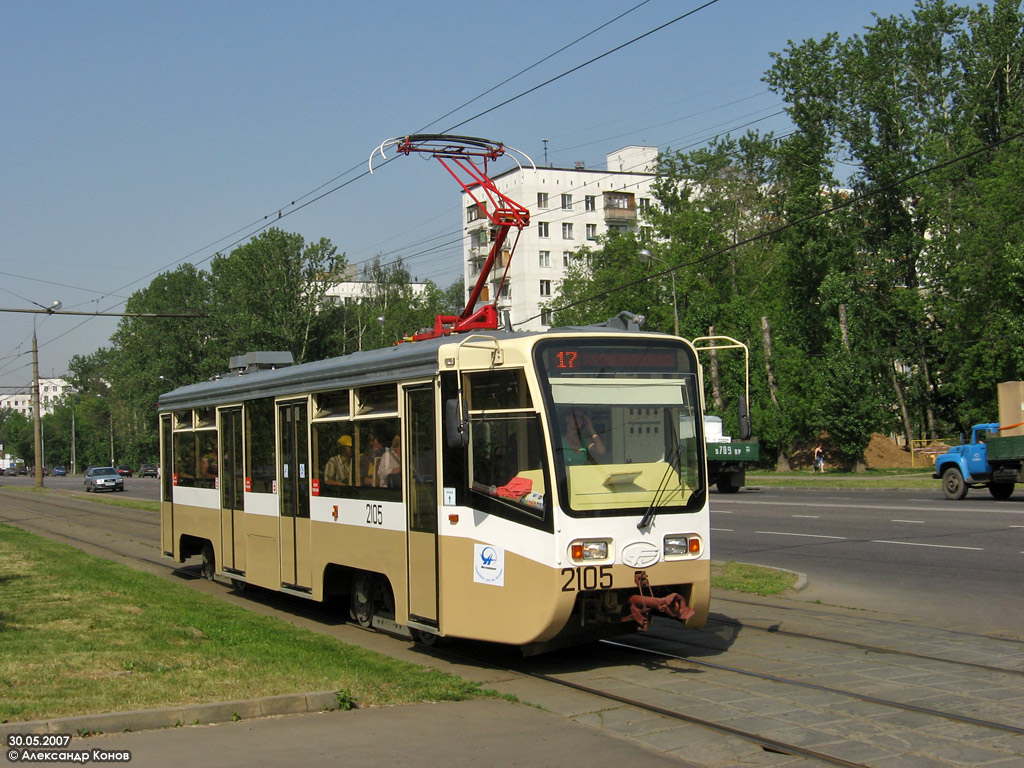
<box><xmin>158</xmin><ymin>325</ymin><xmax>711</xmax><ymax>652</ymax></box>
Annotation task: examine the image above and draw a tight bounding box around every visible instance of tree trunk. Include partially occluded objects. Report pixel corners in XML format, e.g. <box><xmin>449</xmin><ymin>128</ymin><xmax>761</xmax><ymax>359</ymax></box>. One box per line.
<box><xmin>761</xmin><ymin>317</ymin><xmax>780</xmax><ymax>407</ymax></box>
<box><xmin>761</xmin><ymin>316</ymin><xmax>791</xmax><ymax>471</ymax></box>
<box><xmin>889</xmin><ymin>356</ymin><xmax>914</xmax><ymax>450</ymax></box>
<box><xmin>919</xmin><ymin>347</ymin><xmax>937</xmax><ymax>440</ymax></box>
<box><xmin>708</xmin><ymin>325</ymin><xmax>723</xmax><ymax>411</ymax></box>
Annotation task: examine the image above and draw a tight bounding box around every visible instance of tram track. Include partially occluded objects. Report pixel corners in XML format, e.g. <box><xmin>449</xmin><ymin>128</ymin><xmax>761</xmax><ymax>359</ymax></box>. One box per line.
<box><xmin>713</xmin><ymin>594</ymin><xmax>1024</xmax><ymax>646</ymax></box>
<box><xmin>495</xmin><ymin>634</ymin><xmax>1024</xmax><ymax>768</ymax></box>
<box><xmin>0</xmin><ymin>490</ymin><xmax>160</xmax><ymax>538</ymax></box>
<box><xmin>603</xmin><ymin>637</ymin><xmax>1024</xmax><ymax>736</ymax></box>
<box><xmin>519</xmin><ymin>666</ymin><xmax>873</xmax><ymax>768</ymax></box>
<box><xmin>694</xmin><ymin>614</ymin><xmax>1024</xmax><ymax>678</ymax></box>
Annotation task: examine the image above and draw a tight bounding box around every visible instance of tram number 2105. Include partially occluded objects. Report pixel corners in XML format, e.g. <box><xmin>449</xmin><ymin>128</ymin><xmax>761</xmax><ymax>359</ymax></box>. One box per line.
<box><xmin>365</xmin><ymin>504</ymin><xmax>383</xmax><ymax>525</ymax></box>
<box><xmin>561</xmin><ymin>565</ymin><xmax>613</xmax><ymax>592</ymax></box>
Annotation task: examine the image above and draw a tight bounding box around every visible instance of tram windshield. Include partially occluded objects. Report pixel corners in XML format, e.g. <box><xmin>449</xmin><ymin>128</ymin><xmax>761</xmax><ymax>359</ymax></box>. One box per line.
<box><xmin>535</xmin><ymin>339</ymin><xmax>705</xmax><ymax>517</ymax></box>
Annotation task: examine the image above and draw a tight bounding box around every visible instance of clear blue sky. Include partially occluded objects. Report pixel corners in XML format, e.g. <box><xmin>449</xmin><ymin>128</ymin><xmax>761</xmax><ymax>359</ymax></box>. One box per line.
<box><xmin>1</xmin><ymin>0</ymin><xmax>922</xmax><ymax>392</ymax></box>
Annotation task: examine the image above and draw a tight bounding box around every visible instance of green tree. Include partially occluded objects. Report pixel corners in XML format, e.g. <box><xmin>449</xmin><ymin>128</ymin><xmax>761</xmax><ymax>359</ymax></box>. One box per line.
<box><xmin>0</xmin><ymin>409</ymin><xmax>33</xmax><ymax>465</ymax></box>
<box><xmin>208</xmin><ymin>228</ymin><xmax>340</xmax><ymax>365</ymax></box>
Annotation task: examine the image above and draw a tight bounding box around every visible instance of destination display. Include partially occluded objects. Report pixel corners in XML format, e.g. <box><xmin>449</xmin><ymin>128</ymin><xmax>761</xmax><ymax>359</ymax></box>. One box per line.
<box><xmin>537</xmin><ymin>341</ymin><xmax>688</xmax><ymax>377</ymax></box>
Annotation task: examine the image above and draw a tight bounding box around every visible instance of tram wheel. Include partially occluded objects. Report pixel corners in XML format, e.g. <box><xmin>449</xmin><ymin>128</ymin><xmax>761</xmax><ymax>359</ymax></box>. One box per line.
<box><xmin>351</xmin><ymin>574</ymin><xmax>374</xmax><ymax>628</ymax></box>
<box><xmin>411</xmin><ymin>628</ymin><xmax>445</xmax><ymax>648</ymax></box>
<box><xmin>200</xmin><ymin>543</ymin><xmax>215</xmax><ymax>581</ymax></box>
<box><xmin>941</xmin><ymin>467</ymin><xmax>968</xmax><ymax>500</ymax></box>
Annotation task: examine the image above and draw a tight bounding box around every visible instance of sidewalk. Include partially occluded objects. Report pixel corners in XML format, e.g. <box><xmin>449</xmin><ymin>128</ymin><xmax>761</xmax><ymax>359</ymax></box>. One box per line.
<box><xmin>4</xmin><ymin>696</ymin><xmax>698</xmax><ymax>768</ymax></box>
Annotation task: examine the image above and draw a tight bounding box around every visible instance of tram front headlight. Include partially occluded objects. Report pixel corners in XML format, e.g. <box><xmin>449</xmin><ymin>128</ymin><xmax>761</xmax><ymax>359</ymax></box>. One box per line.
<box><xmin>570</xmin><ymin>540</ymin><xmax>609</xmax><ymax>562</ymax></box>
<box><xmin>664</xmin><ymin>535</ymin><xmax>701</xmax><ymax>558</ymax></box>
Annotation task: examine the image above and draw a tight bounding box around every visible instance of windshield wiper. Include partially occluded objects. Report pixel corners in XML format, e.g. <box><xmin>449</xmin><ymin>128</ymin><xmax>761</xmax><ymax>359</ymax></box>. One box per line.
<box><xmin>638</xmin><ymin>443</ymin><xmax>681</xmax><ymax>530</ymax></box>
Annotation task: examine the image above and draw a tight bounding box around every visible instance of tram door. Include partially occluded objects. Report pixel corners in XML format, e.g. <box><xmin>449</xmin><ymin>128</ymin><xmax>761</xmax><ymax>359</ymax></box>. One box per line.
<box><xmin>405</xmin><ymin>384</ymin><xmax>438</xmax><ymax>626</ymax></box>
<box><xmin>218</xmin><ymin>407</ymin><xmax>245</xmax><ymax>573</ymax></box>
<box><xmin>278</xmin><ymin>401</ymin><xmax>311</xmax><ymax>590</ymax></box>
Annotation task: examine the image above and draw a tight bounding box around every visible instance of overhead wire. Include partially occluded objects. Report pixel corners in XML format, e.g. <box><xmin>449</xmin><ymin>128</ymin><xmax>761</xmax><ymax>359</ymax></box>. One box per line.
<box><xmin>441</xmin><ymin>0</ymin><xmax>723</xmax><ymax>134</ymax></box>
<box><xmin>3</xmin><ymin>0</ymin><xmax>727</xmax><ymax>378</ymax></box>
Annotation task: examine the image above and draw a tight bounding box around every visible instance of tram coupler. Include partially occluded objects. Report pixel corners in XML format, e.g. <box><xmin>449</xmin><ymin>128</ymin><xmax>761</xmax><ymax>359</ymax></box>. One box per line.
<box><xmin>625</xmin><ymin>571</ymin><xmax>695</xmax><ymax>630</ymax></box>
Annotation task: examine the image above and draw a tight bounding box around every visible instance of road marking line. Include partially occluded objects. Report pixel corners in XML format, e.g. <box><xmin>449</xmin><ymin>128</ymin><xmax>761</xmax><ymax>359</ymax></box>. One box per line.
<box><xmin>792</xmin><ymin>514</ymin><xmax>820</xmax><ymax>518</ymax></box>
<box><xmin>871</xmin><ymin>540</ymin><xmax>983</xmax><ymax>551</ymax></box>
<box><xmin>724</xmin><ymin>498</ymin><xmax>1024</xmax><ymax>515</ymax></box>
<box><xmin>892</xmin><ymin>519</ymin><xmax>925</xmax><ymax>524</ymax></box>
<box><xmin>756</xmin><ymin>531</ymin><xmax>846</xmax><ymax>540</ymax></box>
<box><xmin>711</xmin><ymin>527</ymin><xmax>733</xmax><ymax>532</ymax></box>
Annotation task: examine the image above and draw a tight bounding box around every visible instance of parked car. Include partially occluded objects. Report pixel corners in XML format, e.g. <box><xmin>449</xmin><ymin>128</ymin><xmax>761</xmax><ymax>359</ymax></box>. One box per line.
<box><xmin>84</xmin><ymin>466</ymin><xmax>124</xmax><ymax>493</ymax></box>
<box><xmin>52</xmin><ymin>466</ymin><xmax>67</xmax><ymax>476</ymax></box>
<box><xmin>116</xmin><ymin>465</ymin><xmax>133</xmax><ymax>477</ymax></box>
<box><xmin>138</xmin><ymin>463</ymin><xmax>158</xmax><ymax>478</ymax></box>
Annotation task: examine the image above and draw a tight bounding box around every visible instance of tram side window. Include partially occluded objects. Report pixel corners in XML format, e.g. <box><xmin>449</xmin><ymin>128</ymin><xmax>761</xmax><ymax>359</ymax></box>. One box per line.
<box><xmin>467</xmin><ymin>369</ymin><xmax>532</xmax><ymax>410</ymax></box>
<box><xmin>354</xmin><ymin>418</ymin><xmax>402</xmax><ymax>500</ymax></box>
<box><xmin>312</xmin><ymin>421</ymin><xmax>355</xmax><ymax>497</ymax></box>
<box><xmin>246</xmin><ymin>397</ymin><xmax>277</xmax><ymax>493</ymax></box>
<box><xmin>195</xmin><ymin>430</ymin><xmax>218</xmax><ymax>490</ymax></box>
<box><xmin>469</xmin><ymin>412</ymin><xmax>546</xmax><ymax>517</ymax></box>
<box><xmin>173</xmin><ymin>431</ymin><xmax>197</xmax><ymax>487</ymax></box>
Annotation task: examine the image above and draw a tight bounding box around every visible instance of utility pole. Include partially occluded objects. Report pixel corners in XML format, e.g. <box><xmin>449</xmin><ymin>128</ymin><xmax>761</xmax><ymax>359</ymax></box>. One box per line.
<box><xmin>30</xmin><ymin>300</ymin><xmax>61</xmax><ymax>487</ymax></box>
<box><xmin>32</xmin><ymin>324</ymin><xmax>42</xmax><ymax>488</ymax></box>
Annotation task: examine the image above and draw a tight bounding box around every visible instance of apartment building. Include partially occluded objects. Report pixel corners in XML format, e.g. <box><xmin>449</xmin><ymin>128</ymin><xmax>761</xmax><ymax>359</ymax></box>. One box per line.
<box><xmin>0</xmin><ymin>377</ymin><xmax>69</xmax><ymax>418</ymax></box>
<box><xmin>462</xmin><ymin>145</ymin><xmax>658</xmax><ymax>331</ymax></box>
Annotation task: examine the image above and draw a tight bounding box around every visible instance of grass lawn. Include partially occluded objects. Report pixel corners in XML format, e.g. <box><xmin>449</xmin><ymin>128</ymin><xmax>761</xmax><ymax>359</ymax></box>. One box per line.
<box><xmin>746</xmin><ymin>468</ymin><xmax>936</xmax><ymax>489</ymax></box>
<box><xmin>711</xmin><ymin>561</ymin><xmax>798</xmax><ymax>596</ymax></box>
<box><xmin>0</xmin><ymin>524</ymin><xmax>489</xmax><ymax>724</ymax></box>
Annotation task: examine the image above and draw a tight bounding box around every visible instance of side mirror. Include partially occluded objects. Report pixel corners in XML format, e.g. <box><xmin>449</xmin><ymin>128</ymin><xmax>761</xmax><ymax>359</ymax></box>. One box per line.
<box><xmin>445</xmin><ymin>398</ymin><xmax>469</xmax><ymax>449</ymax></box>
<box><xmin>737</xmin><ymin>396</ymin><xmax>752</xmax><ymax>441</ymax></box>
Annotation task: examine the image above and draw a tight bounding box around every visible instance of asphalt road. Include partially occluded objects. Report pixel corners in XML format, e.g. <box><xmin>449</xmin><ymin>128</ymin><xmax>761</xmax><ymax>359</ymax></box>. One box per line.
<box><xmin>1</xmin><ymin>473</ymin><xmax>161</xmax><ymax>501</ymax></box>
<box><xmin>711</xmin><ymin>485</ymin><xmax>1024</xmax><ymax>635</ymax></box>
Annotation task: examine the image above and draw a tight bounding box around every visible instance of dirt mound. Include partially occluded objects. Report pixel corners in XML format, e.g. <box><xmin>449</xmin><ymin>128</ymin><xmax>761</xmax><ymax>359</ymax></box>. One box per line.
<box><xmin>863</xmin><ymin>433</ymin><xmax>913</xmax><ymax>469</ymax></box>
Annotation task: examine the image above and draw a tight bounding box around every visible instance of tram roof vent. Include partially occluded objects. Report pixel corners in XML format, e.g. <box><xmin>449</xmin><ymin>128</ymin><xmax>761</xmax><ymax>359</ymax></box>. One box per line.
<box><xmin>228</xmin><ymin>351</ymin><xmax>295</xmax><ymax>374</ymax></box>
<box><xmin>591</xmin><ymin>311</ymin><xmax>645</xmax><ymax>332</ymax></box>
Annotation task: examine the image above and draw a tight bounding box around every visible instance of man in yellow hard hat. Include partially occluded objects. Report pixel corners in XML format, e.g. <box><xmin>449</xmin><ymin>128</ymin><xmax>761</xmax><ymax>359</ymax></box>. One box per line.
<box><xmin>324</xmin><ymin>434</ymin><xmax>353</xmax><ymax>488</ymax></box>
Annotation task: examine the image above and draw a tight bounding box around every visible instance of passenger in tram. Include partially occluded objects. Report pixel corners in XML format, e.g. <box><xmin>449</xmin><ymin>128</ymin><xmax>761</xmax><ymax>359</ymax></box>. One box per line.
<box><xmin>360</xmin><ymin>434</ymin><xmax>384</xmax><ymax>486</ymax></box>
<box><xmin>560</xmin><ymin>407</ymin><xmax>606</xmax><ymax>466</ymax></box>
<box><xmin>377</xmin><ymin>435</ymin><xmax>402</xmax><ymax>489</ymax></box>
<box><xmin>324</xmin><ymin>435</ymin><xmax>353</xmax><ymax>488</ymax></box>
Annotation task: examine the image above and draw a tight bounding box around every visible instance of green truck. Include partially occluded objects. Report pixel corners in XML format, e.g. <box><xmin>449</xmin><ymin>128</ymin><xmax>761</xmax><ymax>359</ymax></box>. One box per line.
<box><xmin>694</xmin><ymin>336</ymin><xmax>759</xmax><ymax>494</ymax></box>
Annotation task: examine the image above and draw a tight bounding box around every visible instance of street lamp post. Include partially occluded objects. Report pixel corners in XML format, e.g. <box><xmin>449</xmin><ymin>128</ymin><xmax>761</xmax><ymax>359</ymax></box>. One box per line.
<box><xmin>31</xmin><ymin>300</ymin><xmax>61</xmax><ymax>487</ymax></box>
<box><xmin>639</xmin><ymin>249</ymin><xmax>678</xmax><ymax>337</ymax></box>
<box><xmin>70</xmin><ymin>401</ymin><xmax>76</xmax><ymax>476</ymax></box>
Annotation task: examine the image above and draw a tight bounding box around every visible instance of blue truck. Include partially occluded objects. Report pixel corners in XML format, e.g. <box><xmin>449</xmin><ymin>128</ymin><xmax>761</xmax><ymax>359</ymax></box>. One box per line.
<box><xmin>933</xmin><ymin>423</ymin><xmax>1023</xmax><ymax>500</ymax></box>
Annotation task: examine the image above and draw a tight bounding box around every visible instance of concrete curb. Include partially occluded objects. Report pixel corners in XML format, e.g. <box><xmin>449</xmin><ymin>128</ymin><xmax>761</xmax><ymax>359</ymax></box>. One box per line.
<box><xmin>0</xmin><ymin>691</ymin><xmax>343</xmax><ymax>739</ymax></box>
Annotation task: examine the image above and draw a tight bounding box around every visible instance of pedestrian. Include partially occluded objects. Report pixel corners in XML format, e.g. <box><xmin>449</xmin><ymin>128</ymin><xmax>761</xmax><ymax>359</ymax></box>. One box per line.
<box><xmin>814</xmin><ymin>443</ymin><xmax>825</xmax><ymax>473</ymax></box>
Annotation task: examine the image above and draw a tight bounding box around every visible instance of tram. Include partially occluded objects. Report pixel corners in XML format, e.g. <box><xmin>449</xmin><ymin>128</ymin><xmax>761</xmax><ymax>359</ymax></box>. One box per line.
<box><xmin>159</xmin><ymin>135</ymin><xmax>711</xmax><ymax>652</ymax></box>
<box><xmin>158</xmin><ymin>321</ymin><xmax>712</xmax><ymax>652</ymax></box>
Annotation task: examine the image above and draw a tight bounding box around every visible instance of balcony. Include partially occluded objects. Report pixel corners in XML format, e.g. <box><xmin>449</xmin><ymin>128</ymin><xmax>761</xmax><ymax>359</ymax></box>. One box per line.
<box><xmin>603</xmin><ymin>191</ymin><xmax>636</xmax><ymax>222</ymax></box>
